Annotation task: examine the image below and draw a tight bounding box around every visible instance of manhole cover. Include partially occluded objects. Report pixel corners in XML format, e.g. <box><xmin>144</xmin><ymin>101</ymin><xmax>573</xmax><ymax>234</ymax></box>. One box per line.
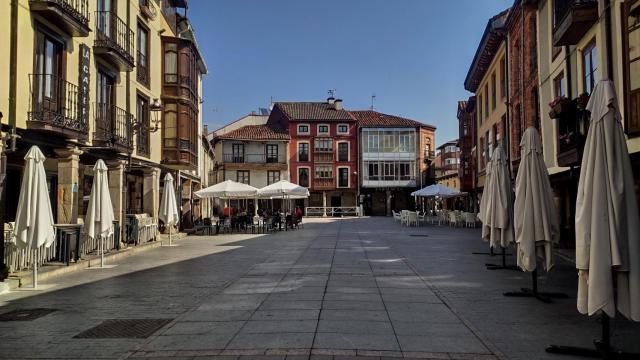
<box><xmin>0</xmin><ymin>308</ymin><xmax>57</xmax><ymax>321</ymax></box>
<box><xmin>74</xmin><ymin>319</ymin><xmax>173</xmax><ymax>339</ymax></box>
<box><xmin>409</xmin><ymin>234</ymin><xmax>429</xmax><ymax>237</ymax></box>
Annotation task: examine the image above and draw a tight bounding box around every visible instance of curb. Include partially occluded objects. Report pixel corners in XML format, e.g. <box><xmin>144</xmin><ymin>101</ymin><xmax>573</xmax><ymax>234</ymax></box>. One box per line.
<box><xmin>7</xmin><ymin>233</ymin><xmax>189</xmax><ymax>289</ymax></box>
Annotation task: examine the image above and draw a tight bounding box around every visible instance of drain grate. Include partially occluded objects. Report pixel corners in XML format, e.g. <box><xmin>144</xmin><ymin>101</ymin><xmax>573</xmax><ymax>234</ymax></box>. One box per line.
<box><xmin>0</xmin><ymin>308</ymin><xmax>57</xmax><ymax>321</ymax></box>
<box><xmin>74</xmin><ymin>318</ymin><xmax>173</xmax><ymax>339</ymax></box>
<box><xmin>409</xmin><ymin>234</ymin><xmax>429</xmax><ymax>237</ymax></box>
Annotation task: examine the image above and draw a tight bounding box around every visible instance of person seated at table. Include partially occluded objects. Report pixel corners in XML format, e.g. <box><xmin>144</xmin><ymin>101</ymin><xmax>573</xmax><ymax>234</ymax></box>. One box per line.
<box><xmin>295</xmin><ymin>206</ymin><xmax>303</xmax><ymax>218</ymax></box>
<box><xmin>223</xmin><ymin>206</ymin><xmax>232</xmax><ymax>217</ymax></box>
<box><xmin>273</xmin><ymin>209</ymin><xmax>282</xmax><ymax>230</ymax></box>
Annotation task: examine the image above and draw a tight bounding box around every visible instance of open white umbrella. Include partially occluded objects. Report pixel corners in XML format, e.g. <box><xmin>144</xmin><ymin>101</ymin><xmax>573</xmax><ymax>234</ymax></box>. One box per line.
<box><xmin>411</xmin><ymin>183</ymin><xmax>460</xmax><ymax>197</ymax></box>
<box><xmin>514</xmin><ymin>127</ymin><xmax>558</xmax><ymax>272</ymax></box>
<box><xmin>258</xmin><ymin>180</ymin><xmax>309</xmax><ymax>198</ymax></box>
<box><xmin>85</xmin><ymin>159</ymin><xmax>115</xmax><ymax>268</ymax></box>
<box><xmin>547</xmin><ymin>81</ymin><xmax>640</xmax><ymax>357</ymax></box>
<box><xmin>159</xmin><ymin>173</ymin><xmax>179</xmax><ymax>246</ymax></box>
<box><xmin>194</xmin><ymin>179</ymin><xmax>258</xmax><ymax>199</ymax></box>
<box><xmin>13</xmin><ymin>146</ymin><xmax>56</xmax><ymax>288</ymax></box>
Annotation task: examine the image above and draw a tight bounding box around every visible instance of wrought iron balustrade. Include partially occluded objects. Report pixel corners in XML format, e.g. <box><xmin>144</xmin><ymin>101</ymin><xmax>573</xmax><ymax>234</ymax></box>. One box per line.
<box><xmin>94</xmin><ymin>11</ymin><xmax>135</xmax><ymax>67</ymax></box>
<box><xmin>29</xmin><ymin>0</ymin><xmax>90</xmax><ymax>37</ymax></box>
<box><xmin>28</xmin><ymin>73</ymin><xmax>88</xmax><ymax>135</ymax></box>
<box><xmin>223</xmin><ymin>153</ymin><xmax>285</xmax><ymax>164</ymax></box>
<box><xmin>94</xmin><ymin>102</ymin><xmax>133</xmax><ymax>150</ymax></box>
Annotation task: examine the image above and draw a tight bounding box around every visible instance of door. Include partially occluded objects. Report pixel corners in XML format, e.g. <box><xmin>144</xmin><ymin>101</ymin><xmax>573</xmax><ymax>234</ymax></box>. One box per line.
<box><xmin>34</xmin><ymin>32</ymin><xmax>63</xmax><ymax>118</ymax></box>
<box><xmin>96</xmin><ymin>0</ymin><xmax>113</xmax><ymax>37</ymax></box>
<box><xmin>232</xmin><ymin>144</ymin><xmax>244</xmax><ymax>163</ymax></box>
<box><xmin>265</xmin><ymin>144</ymin><xmax>278</xmax><ymax>163</ymax></box>
<box><xmin>96</xmin><ymin>69</ymin><xmax>115</xmax><ymax>139</ymax></box>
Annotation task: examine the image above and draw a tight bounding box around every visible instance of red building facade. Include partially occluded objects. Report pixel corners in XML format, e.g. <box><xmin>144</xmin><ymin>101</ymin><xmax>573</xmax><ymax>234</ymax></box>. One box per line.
<box><xmin>267</xmin><ymin>99</ymin><xmax>358</xmax><ymax>209</ymax></box>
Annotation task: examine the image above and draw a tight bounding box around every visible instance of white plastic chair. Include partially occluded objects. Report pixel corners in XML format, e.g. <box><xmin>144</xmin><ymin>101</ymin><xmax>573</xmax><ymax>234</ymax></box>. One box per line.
<box><xmin>449</xmin><ymin>212</ymin><xmax>459</xmax><ymax>227</ymax></box>
<box><xmin>417</xmin><ymin>212</ymin><xmax>426</xmax><ymax>226</ymax></box>
<box><xmin>407</xmin><ymin>211</ymin><xmax>418</xmax><ymax>227</ymax></box>
<box><xmin>400</xmin><ymin>210</ymin><xmax>409</xmax><ymax>226</ymax></box>
<box><xmin>392</xmin><ymin>210</ymin><xmax>401</xmax><ymax>223</ymax></box>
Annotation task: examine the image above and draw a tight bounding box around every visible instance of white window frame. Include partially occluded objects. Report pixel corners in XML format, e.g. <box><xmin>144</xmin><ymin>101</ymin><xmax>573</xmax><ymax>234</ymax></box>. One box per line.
<box><xmin>336</xmin><ymin>141</ymin><xmax>350</xmax><ymax>162</ymax></box>
<box><xmin>367</xmin><ymin>133</ymin><xmax>379</xmax><ymax>153</ymax></box>
<box><xmin>337</xmin><ymin>123</ymin><xmax>349</xmax><ymax>135</ymax></box>
<box><xmin>297</xmin><ymin>140</ymin><xmax>310</xmax><ymax>162</ymax></box>
<box><xmin>317</xmin><ymin>123</ymin><xmax>330</xmax><ymax>136</ymax></box>
<box><xmin>337</xmin><ymin>166</ymin><xmax>350</xmax><ymax>188</ymax></box>
<box><xmin>314</xmin><ymin>164</ymin><xmax>333</xmax><ymax>179</ymax></box>
<box><xmin>297</xmin><ymin>166</ymin><xmax>311</xmax><ymax>188</ymax></box>
<box><xmin>297</xmin><ymin>123</ymin><xmax>310</xmax><ymax>135</ymax></box>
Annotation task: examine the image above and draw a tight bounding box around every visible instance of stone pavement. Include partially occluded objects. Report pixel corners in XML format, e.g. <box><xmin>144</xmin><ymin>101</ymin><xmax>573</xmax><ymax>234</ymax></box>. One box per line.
<box><xmin>0</xmin><ymin>217</ymin><xmax>638</xmax><ymax>360</ymax></box>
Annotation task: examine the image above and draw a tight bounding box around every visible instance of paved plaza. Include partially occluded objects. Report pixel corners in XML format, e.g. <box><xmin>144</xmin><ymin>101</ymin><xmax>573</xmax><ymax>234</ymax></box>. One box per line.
<box><xmin>0</xmin><ymin>217</ymin><xmax>639</xmax><ymax>360</ymax></box>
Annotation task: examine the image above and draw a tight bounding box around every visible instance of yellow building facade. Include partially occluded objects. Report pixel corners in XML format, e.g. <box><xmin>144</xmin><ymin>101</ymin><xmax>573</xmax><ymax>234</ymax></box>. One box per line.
<box><xmin>0</xmin><ymin>0</ymin><xmax>207</xmax><ymax>245</ymax></box>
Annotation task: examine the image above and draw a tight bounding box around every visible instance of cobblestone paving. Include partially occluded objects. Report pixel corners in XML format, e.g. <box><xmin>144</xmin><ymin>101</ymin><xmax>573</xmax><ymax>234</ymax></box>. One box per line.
<box><xmin>0</xmin><ymin>217</ymin><xmax>639</xmax><ymax>360</ymax></box>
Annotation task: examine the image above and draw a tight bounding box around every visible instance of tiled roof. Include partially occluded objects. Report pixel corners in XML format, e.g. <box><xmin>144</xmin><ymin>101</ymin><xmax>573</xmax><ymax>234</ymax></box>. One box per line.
<box><xmin>275</xmin><ymin>102</ymin><xmax>355</xmax><ymax>121</ymax></box>
<box><xmin>215</xmin><ymin>125</ymin><xmax>289</xmax><ymax>141</ymax></box>
<box><xmin>349</xmin><ymin>110</ymin><xmax>436</xmax><ymax>130</ymax></box>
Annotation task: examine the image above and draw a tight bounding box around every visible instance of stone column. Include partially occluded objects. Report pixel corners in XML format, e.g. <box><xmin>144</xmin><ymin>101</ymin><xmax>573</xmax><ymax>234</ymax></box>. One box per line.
<box><xmin>142</xmin><ymin>167</ymin><xmax>161</xmax><ymax>219</ymax></box>
<box><xmin>108</xmin><ymin>160</ymin><xmax>127</xmax><ymax>244</ymax></box>
<box><xmin>55</xmin><ymin>147</ymin><xmax>83</xmax><ymax>224</ymax></box>
<box><xmin>386</xmin><ymin>190</ymin><xmax>392</xmax><ymax>217</ymax></box>
<box><xmin>322</xmin><ymin>191</ymin><xmax>327</xmax><ymax>217</ymax></box>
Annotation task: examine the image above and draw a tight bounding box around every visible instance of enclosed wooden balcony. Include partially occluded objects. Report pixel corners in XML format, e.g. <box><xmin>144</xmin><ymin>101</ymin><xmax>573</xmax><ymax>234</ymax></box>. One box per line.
<box><xmin>93</xmin><ymin>102</ymin><xmax>133</xmax><ymax>151</ymax></box>
<box><xmin>314</xmin><ymin>178</ymin><xmax>335</xmax><ymax>190</ymax></box>
<box><xmin>553</xmin><ymin>0</ymin><xmax>598</xmax><ymax>46</ymax></box>
<box><xmin>29</xmin><ymin>0</ymin><xmax>90</xmax><ymax>37</ymax></box>
<box><xmin>314</xmin><ymin>152</ymin><xmax>334</xmax><ymax>163</ymax></box>
<box><xmin>94</xmin><ymin>11</ymin><xmax>135</xmax><ymax>71</ymax></box>
<box><xmin>28</xmin><ymin>73</ymin><xmax>88</xmax><ymax>139</ymax></box>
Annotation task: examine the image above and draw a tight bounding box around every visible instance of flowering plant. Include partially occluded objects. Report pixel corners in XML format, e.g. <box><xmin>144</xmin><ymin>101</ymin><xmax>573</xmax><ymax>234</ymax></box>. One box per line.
<box><xmin>548</xmin><ymin>95</ymin><xmax>569</xmax><ymax>108</ymax></box>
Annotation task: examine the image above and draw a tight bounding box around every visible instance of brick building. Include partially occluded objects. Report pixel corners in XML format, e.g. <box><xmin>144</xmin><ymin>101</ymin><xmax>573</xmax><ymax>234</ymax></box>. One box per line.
<box><xmin>457</xmin><ymin>98</ymin><xmax>478</xmax><ymax>211</ymax></box>
<box><xmin>506</xmin><ymin>0</ymin><xmax>541</xmax><ymax>173</ymax></box>
<box><xmin>267</xmin><ymin>99</ymin><xmax>358</xmax><ymax>211</ymax></box>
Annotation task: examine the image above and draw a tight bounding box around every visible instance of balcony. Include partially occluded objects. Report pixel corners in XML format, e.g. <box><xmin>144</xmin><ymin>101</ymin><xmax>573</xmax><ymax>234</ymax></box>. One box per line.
<box><xmin>223</xmin><ymin>153</ymin><xmax>286</xmax><ymax>164</ymax></box>
<box><xmin>94</xmin><ymin>11</ymin><xmax>135</xmax><ymax>71</ymax></box>
<box><xmin>314</xmin><ymin>178</ymin><xmax>334</xmax><ymax>190</ymax></box>
<box><xmin>553</xmin><ymin>0</ymin><xmax>598</xmax><ymax>46</ymax></box>
<box><xmin>93</xmin><ymin>102</ymin><xmax>133</xmax><ymax>151</ymax></box>
<box><xmin>314</xmin><ymin>152</ymin><xmax>334</xmax><ymax>163</ymax></box>
<box><xmin>29</xmin><ymin>0</ymin><xmax>90</xmax><ymax>37</ymax></box>
<box><xmin>553</xmin><ymin>98</ymin><xmax>590</xmax><ymax>167</ymax></box>
<box><xmin>28</xmin><ymin>73</ymin><xmax>88</xmax><ymax>139</ymax></box>
<box><xmin>362</xmin><ymin>176</ymin><xmax>416</xmax><ymax>188</ymax></box>
<box><xmin>136</xmin><ymin>50</ymin><xmax>149</xmax><ymax>86</ymax></box>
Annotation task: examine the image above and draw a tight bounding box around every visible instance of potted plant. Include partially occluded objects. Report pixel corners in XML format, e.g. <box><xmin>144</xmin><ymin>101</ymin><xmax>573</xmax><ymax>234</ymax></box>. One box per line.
<box><xmin>548</xmin><ymin>96</ymin><xmax>571</xmax><ymax>119</ymax></box>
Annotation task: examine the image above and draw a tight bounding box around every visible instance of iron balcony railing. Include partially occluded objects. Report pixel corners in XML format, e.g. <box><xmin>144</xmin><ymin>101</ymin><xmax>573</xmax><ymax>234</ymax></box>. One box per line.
<box><xmin>94</xmin><ymin>11</ymin><xmax>135</xmax><ymax>64</ymax></box>
<box><xmin>223</xmin><ymin>153</ymin><xmax>285</xmax><ymax>164</ymax></box>
<box><xmin>94</xmin><ymin>102</ymin><xmax>133</xmax><ymax>149</ymax></box>
<box><xmin>136</xmin><ymin>50</ymin><xmax>149</xmax><ymax>85</ymax></box>
<box><xmin>30</xmin><ymin>0</ymin><xmax>90</xmax><ymax>27</ymax></box>
<box><xmin>28</xmin><ymin>73</ymin><xmax>88</xmax><ymax>134</ymax></box>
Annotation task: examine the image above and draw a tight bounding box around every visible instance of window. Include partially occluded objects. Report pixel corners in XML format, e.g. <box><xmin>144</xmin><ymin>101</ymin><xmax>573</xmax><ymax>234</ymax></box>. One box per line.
<box><xmin>624</xmin><ymin>0</ymin><xmax>640</xmax><ymax>134</ymax></box>
<box><xmin>491</xmin><ymin>72</ymin><xmax>497</xmax><ymax>110</ymax></box>
<box><xmin>479</xmin><ymin>137</ymin><xmax>485</xmax><ymax>169</ymax></box>
<box><xmin>164</xmin><ymin>42</ymin><xmax>177</xmax><ymax>83</ymax></box>
<box><xmin>500</xmin><ymin>56</ymin><xmax>507</xmax><ymax>98</ymax></box>
<box><xmin>383</xmin><ymin>133</ymin><xmax>395</xmax><ymax>152</ymax></box>
<box><xmin>232</xmin><ymin>144</ymin><xmax>245</xmax><ymax>163</ymax></box>
<box><xmin>266</xmin><ymin>144</ymin><xmax>278</xmax><ymax>163</ymax></box>
<box><xmin>298</xmin><ymin>168</ymin><xmax>309</xmax><ymax>187</ymax></box>
<box><xmin>368</xmin><ymin>162</ymin><xmax>379</xmax><ymax>180</ymax></box>
<box><xmin>137</xmin><ymin>23</ymin><xmax>150</xmax><ymax>86</ymax></box>
<box><xmin>478</xmin><ymin>95</ymin><xmax>483</xmax><ymax>123</ymax></box>
<box><xmin>298</xmin><ymin>142</ymin><xmax>309</xmax><ymax>161</ymax></box>
<box><xmin>315</xmin><ymin>165</ymin><xmax>332</xmax><ymax>179</ymax></box>
<box><xmin>337</xmin><ymin>124</ymin><xmax>349</xmax><ymax>134</ymax></box>
<box><xmin>399</xmin><ymin>134</ymin><xmax>412</xmax><ymax>152</ymax></box>
<box><xmin>367</xmin><ymin>133</ymin><xmax>379</xmax><ymax>152</ymax></box>
<box><xmin>136</xmin><ymin>94</ymin><xmax>150</xmax><ymax>156</ymax></box>
<box><xmin>314</xmin><ymin>138</ymin><xmax>332</xmax><ymax>152</ymax></box>
<box><xmin>163</xmin><ymin>102</ymin><xmax>177</xmax><ymax>148</ymax></box>
<box><xmin>554</xmin><ymin>72</ymin><xmax>566</xmax><ymax>97</ymax></box>
<box><xmin>338</xmin><ymin>168</ymin><xmax>349</xmax><ymax>187</ymax></box>
<box><xmin>583</xmin><ymin>40</ymin><xmax>598</xmax><ymax>94</ymax></box>
<box><xmin>399</xmin><ymin>163</ymin><xmax>411</xmax><ymax>180</ymax></box>
<box><xmin>317</xmin><ymin>124</ymin><xmax>329</xmax><ymax>135</ymax></box>
<box><xmin>237</xmin><ymin>170</ymin><xmax>250</xmax><ymax>184</ymax></box>
<box><xmin>484</xmin><ymin>84</ymin><xmax>489</xmax><ymax>117</ymax></box>
<box><xmin>297</xmin><ymin>124</ymin><xmax>309</xmax><ymax>134</ymax></box>
<box><xmin>267</xmin><ymin>171</ymin><xmax>280</xmax><ymax>185</ymax></box>
<box><xmin>337</xmin><ymin>142</ymin><xmax>349</xmax><ymax>161</ymax></box>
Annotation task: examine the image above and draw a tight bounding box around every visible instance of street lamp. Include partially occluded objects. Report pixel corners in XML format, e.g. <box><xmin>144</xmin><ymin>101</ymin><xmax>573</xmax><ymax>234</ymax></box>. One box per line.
<box><xmin>132</xmin><ymin>98</ymin><xmax>162</xmax><ymax>134</ymax></box>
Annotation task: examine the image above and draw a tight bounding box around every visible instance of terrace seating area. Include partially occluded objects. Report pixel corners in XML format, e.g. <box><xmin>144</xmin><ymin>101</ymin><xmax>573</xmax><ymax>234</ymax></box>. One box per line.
<box><xmin>392</xmin><ymin>209</ymin><xmax>479</xmax><ymax>228</ymax></box>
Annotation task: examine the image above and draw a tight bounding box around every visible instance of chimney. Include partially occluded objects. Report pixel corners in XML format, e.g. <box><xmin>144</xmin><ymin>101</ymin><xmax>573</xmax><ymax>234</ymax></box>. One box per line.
<box><xmin>327</xmin><ymin>97</ymin><xmax>335</xmax><ymax>105</ymax></box>
<box><xmin>334</xmin><ymin>99</ymin><xmax>343</xmax><ymax>110</ymax></box>
<box><xmin>203</xmin><ymin>124</ymin><xmax>208</xmax><ymax>135</ymax></box>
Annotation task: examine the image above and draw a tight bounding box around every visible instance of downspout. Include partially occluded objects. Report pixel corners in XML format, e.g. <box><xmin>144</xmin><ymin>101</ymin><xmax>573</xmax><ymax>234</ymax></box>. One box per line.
<box><xmin>504</xmin><ymin>33</ymin><xmax>512</xmax><ymax>180</ymax></box>
<box><xmin>604</xmin><ymin>0</ymin><xmax>614</xmax><ymax>82</ymax></box>
<box><xmin>122</xmin><ymin>0</ymin><xmax>132</xmax><ymax>241</ymax></box>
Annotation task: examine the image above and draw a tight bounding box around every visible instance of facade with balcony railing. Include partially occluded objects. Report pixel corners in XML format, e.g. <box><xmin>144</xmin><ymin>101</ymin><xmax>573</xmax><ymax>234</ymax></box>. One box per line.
<box><xmin>0</xmin><ymin>0</ymin><xmax>210</xmax><ymax>272</ymax></box>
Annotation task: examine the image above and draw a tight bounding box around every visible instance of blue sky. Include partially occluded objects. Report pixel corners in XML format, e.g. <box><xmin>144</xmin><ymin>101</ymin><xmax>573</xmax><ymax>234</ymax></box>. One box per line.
<box><xmin>189</xmin><ymin>0</ymin><xmax>512</xmax><ymax>146</ymax></box>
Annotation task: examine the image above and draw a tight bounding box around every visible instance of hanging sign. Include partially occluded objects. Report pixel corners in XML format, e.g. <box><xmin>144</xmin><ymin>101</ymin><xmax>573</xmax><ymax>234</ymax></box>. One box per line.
<box><xmin>77</xmin><ymin>44</ymin><xmax>90</xmax><ymax>128</ymax></box>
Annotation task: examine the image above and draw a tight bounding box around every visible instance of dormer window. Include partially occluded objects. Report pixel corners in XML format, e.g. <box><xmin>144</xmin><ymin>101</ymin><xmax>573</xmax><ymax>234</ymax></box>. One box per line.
<box><xmin>297</xmin><ymin>124</ymin><xmax>310</xmax><ymax>135</ymax></box>
<box><xmin>318</xmin><ymin>124</ymin><xmax>329</xmax><ymax>135</ymax></box>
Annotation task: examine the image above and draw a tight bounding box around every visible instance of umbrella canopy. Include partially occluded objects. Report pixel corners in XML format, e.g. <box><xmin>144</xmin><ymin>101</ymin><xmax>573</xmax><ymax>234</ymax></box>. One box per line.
<box><xmin>85</xmin><ymin>160</ymin><xmax>115</xmax><ymax>241</ymax></box>
<box><xmin>514</xmin><ymin>127</ymin><xmax>558</xmax><ymax>272</ymax></box>
<box><xmin>478</xmin><ymin>160</ymin><xmax>492</xmax><ymax>228</ymax></box>
<box><xmin>194</xmin><ymin>179</ymin><xmax>258</xmax><ymax>199</ymax></box>
<box><xmin>159</xmin><ymin>173</ymin><xmax>179</xmax><ymax>227</ymax></box>
<box><xmin>258</xmin><ymin>180</ymin><xmax>309</xmax><ymax>198</ymax></box>
<box><xmin>575</xmin><ymin>80</ymin><xmax>640</xmax><ymax>321</ymax></box>
<box><xmin>13</xmin><ymin>146</ymin><xmax>56</xmax><ymax>249</ymax></box>
<box><xmin>411</xmin><ymin>184</ymin><xmax>460</xmax><ymax>197</ymax></box>
<box><xmin>478</xmin><ymin>144</ymin><xmax>514</xmax><ymax>249</ymax></box>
